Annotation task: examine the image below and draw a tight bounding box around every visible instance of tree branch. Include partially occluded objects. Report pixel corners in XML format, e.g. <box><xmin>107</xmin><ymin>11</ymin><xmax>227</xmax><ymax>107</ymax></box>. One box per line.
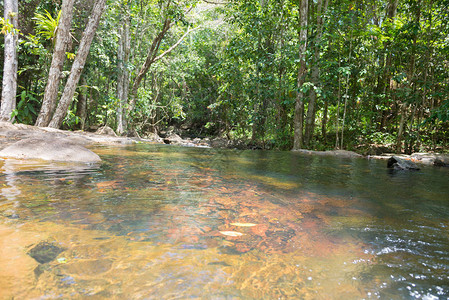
<box><xmin>202</xmin><ymin>0</ymin><xmax>229</xmax><ymax>4</ymax></box>
<box><xmin>153</xmin><ymin>26</ymin><xmax>200</xmax><ymax>63</ymax></box>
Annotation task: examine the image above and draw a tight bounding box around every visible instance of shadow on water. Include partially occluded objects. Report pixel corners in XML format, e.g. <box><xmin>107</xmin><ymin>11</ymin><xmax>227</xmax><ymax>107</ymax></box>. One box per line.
<box><xmin>0</xmin><ymin>144</ymin><xmax>448</xmax><ymax>299</ymax></box>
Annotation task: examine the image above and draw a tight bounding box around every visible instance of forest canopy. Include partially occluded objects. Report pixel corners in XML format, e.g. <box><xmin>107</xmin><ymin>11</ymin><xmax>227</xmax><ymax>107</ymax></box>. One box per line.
<box><xmin>1</xmin><ymin>0</ymin><xmax>448</xmax><ymax>153</ymax></box>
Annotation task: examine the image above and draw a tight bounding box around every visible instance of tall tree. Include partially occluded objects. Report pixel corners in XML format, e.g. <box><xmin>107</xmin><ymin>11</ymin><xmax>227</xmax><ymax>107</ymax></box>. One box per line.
<box><xmin>128</xmin><ymin>14</ymin><xmax>196</xmax><ymax>114</ymax></box>
<box><xmin>376</xmin><ymin>0</ymin><xmax>399</xmax><ymax>131</ymax></box>
<box><xmin>304</xmin><ymin>0</ymin><xmax>328</xmax><ymax>147</ymax></box>
<box><xmin>397</xmin><ymin>0</ymin><xmax>420</xmax><ymax>153</ymax></box>
<box><xmin>293</xmin><ymin>0</ymin><xmax>308</xmax><ymax>150</ymax></box>
<box><xmin>75</xmin><ymin>76</ymin><xmax>88</xmax><ymax>130</ymax></box>
<box><xmin>48</xmin><ymin>0</ymin><xmax>107</xmax><ymax>128</ymax></box>
<box><xmin>35</xmin><ymin>0</ymin><xmax>75</xmax><ymax>127</ymax></box>
<box><xmin>126</xmin><ymin>0</ymin><xmax>198</xmax><ymax>131</ymax></box>
<box><xmin>0</xmin><ymin>0</ymin><xmax>19</xmax><ymax>122</ymax></box>
<box><xmin>116</xmin><ymin>14</ymin><xmax>131</xmax><ymax>135</ymax></box>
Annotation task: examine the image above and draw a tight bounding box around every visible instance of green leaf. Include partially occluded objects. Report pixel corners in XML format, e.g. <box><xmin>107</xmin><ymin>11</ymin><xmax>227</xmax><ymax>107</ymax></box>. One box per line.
<box><xmin>33</xmin><ymin>10</ymin><xmax>61</xmax><ymax>41</ymax></box>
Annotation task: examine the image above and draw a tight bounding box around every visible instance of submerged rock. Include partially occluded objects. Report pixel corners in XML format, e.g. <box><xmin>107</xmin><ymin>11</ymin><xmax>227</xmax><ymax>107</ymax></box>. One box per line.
<box><xmin>61</xmin><ymin>259</ymin><xmax>112</xmax><ymax>276</ymax></box>
<box><xmin>28</xmin><ymin>241</ymin><xmax>65</xmax><ymax>264</ymax></box>
<box><xmin>0</xmin><ymin>137</ymin><xmax>101</xmax><ymax>163</ymax></box>
<box><xmin>387</xmin><ymin>156</ymin><xmax>420</xmax><ymax>170</ymax></box>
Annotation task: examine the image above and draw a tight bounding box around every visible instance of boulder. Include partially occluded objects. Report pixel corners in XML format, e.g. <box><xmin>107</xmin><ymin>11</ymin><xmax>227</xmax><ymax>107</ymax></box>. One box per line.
<box><xmin>95</xmin><ymin>126</ymin><xmax>117</xmax><ymax>136</ymax></box>
<box><xmin>210</xmin><ymin>137</ymin><xmax>231</xmax><ymax>148</ymax></box>
<box><xmin>163</xmin><ymin>133</ymin><xmax>183</xmax><ymax>144</ymax></box>
<box><xmin>326</xmin><ymin>150</ymin><xmax>363</xmax><ymax>158</ymax></box>
<box><xmin>434</xmin><ymin>155</ymin><xmax>449</xmax><ymax>167</ymax></box>
<box><xmin>0</xmin><ymin>137</ymin><xmax>101</xmax><ymax>163</ymax></box>
<box><xmin>144</xmin><ymin>132</ymin><xmax>163</xmax><ymax>143</ymax></box>
<box><xmin>387</xmin><ymin>156</ymin><xmax>420</xmax><ymax>170</ymax></box>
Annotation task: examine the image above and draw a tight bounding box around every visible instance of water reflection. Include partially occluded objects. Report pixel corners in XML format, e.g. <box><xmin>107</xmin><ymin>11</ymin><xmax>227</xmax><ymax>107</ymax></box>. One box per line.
<box><xmin>0</xmin><ymin>160</ymin><xmax>21</xmax><ymax>213</ymax></box>
<box><xmin>0</xmin><ymin>144</ymin><xmax>448</xmax><ymax>299</ymax></box>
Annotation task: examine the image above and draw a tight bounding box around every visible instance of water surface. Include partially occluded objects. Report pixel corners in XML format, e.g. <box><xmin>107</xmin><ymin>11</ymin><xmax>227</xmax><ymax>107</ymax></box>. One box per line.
<box><xmin>0</xmin><ymin>144</ymin><xmax>448</xmax><ymax>299</ymax></box>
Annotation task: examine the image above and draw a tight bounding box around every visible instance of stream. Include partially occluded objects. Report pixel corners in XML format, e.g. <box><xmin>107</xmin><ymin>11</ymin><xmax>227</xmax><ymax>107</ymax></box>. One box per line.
<box><xmin>0</xmin><ymin>144</ymin><xmax>448</xmax><ymax>299</ymax></box>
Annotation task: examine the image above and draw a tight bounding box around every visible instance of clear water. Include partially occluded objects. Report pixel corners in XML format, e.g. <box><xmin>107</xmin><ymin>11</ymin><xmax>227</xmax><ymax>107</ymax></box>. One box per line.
<box><xmin>0</xmin><ymin>144</ymin><xmax>448</xmax><ymax>299</ymax></box>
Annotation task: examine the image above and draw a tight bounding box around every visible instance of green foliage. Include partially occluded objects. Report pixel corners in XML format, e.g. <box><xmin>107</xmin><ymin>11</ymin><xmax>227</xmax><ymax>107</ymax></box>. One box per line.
<box><xmin>94</xmin><ymin>97</ymin><xmax>117</xmax><ymax>126</ymax></box>
<box><xmin>12</xmin><ymin>91</ymin><xmax>40</xmax><ymax>124</ymax></box>
<box><xmin>428</xmin><ymin>100</ymin><xmax>449</xmax><ymax>123</ymax></box>
<box><xmin>63</xmin><ymin>109</ymin><xmax>81</xmax><ymax>128</ymax></box>
<box><xmin>8</xmin><ymin>0</ymin><xmax>449</xmax><ymax>152</ymax></box>
<box><xmin>0</xmin><ymin>17</ymin><xmax>19</xmax><ymax>35</ymax></box>
<box><xmin>33</xmin><ymin>10</ymin><xmax>61</xmax><ymax>41</ymax></box>
<box><xmin>366</xmin><ymin>132</ymin><xmax>396</xmax><ymax>146</ymax></box>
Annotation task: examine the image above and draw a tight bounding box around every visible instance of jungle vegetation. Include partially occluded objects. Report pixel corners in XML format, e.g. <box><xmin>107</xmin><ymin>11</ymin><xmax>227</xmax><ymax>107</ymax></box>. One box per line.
<box><xmin>1</xmin><ymin>0</ymin><xmax>448</xmax><ymax>153</ymax></box>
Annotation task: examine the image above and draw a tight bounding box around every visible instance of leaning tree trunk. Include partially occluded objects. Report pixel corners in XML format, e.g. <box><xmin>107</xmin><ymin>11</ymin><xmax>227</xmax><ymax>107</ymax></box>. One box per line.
<box><xmin>128</xmin><ymin>24</ymin><xmax>196</xmax><ymax>115</ymax></box>
<box><xmin>48</xmin><ymin>0</ymin><xmax>107</xmax><ymax>129</ymax></box>
<box><xmin>128</xmin><ymin>18</ymin><xmax>172</xmax><ymax>114</ymax></box>
<box><xmin>0</xmin><ymin>0</ymin><xmax>18</xmax><ymax>122</ymax></box>
<box><xmin>116</xmin><ymin>15</ymin><xmax>131</xmax><ymax>135</ymax></box>
<box><xmin>293</xmin><ymin>0</ymin><xmax>308</xmax><ymax>150</ymax></box>
<box><xmin>35</xmin><ymin>0</ymin><xmax>75</xmax><ymax>127</ymax></box>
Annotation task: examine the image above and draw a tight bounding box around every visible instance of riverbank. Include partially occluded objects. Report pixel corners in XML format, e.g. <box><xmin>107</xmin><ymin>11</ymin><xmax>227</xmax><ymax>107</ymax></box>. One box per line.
<box><xmin>0</xmin><ymin>122</ymin><xmax>147</xmax><ymax>163</ymax></box>
<box><xmin>160</xmin><ymin>129</ymin><xmax>449</xmax><ymax>167</ymax></box>
<box><xmin>0</xmin><ymin>122</ymin><xmax>448</xmax><ymax>167</ymax></box>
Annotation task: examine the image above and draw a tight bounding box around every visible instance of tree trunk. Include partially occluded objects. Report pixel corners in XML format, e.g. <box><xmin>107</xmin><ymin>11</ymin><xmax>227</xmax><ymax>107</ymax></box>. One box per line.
<box><xmin>116</xmin><ymin>15</ymin><xmax>131</xmax><ymax>135</ymax></box>
<box><xmin>0</xmin><ymin>0</ymin><xmax>19</xmax><ymax>122</ymax></box>
<box><xmin>275</xmin><ymin>4</ymin><xmax>288</xmax><ymax>140</ymax></box>
<box><xmin>35</xmin><ymin>0</ymin><xmax>75</xmax><ymax>127</ymax></box>
<box><xmin>251</xmin><ymin>36</ymin><xmax>263</xmax><ymax>143</ymax></box>
<box><xmin>48</xmin><ymin>0</ymin><xmax>107</xmax><ymax>129</ymax></box>
<box><xmin>75</xmin><ymin>77</ymin><xmax>87</xmax><ymax>130</ymax></box>
<box><xmin>339</xmin><ymin>10</ymin><xmax>354</xmax><ymax>150</ymax></box>
<box><xmin>277</xmin><ymin>69</ymin><xmax>288</xmax><ymax>135</ymax></box>
<box><xmin>322</xmin><ymin>99</ymin><xmax>328</xmax><ymax>142</ymax></box>
<box><xmin>387</xmin><ymin>0</ymin><xmax>399</xmax><ymax>20</ymax></box>
<box><xmin>129</xmin><ymin>18</ymin><xmax>172</xmax><ymax>113</ymax></box>
<box><xmin>376</xmin><ymin>0</ymin><xmax>398</xmax><ymax>131</ymax></box>
<box><xmin>128</xmin><ymin>22</ymin><xmax>197</xmax><ymax>115</ymax></box>
<box><xmin>304</xmin><ymin>65</ymin><xmax>318</xmax><ymax>147</ymax></box>
<box><xmin>304</xmin><ymin>0</ymin><xmax>328</xmax><ymax>147</ymax></box>
<box><xmin>396</xmin><ymin>0</ymin><xmax>420</xmax><ymax>152</ymax></box>
<box><xmin>293</xmin><ymin>0</ymin><xmax>308</xmax><ymax>150</ymax></box>
<box><xmin>396</xmin><ymin>103</ymin><xmax>407</xmax><ymax>152</ymax></box>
